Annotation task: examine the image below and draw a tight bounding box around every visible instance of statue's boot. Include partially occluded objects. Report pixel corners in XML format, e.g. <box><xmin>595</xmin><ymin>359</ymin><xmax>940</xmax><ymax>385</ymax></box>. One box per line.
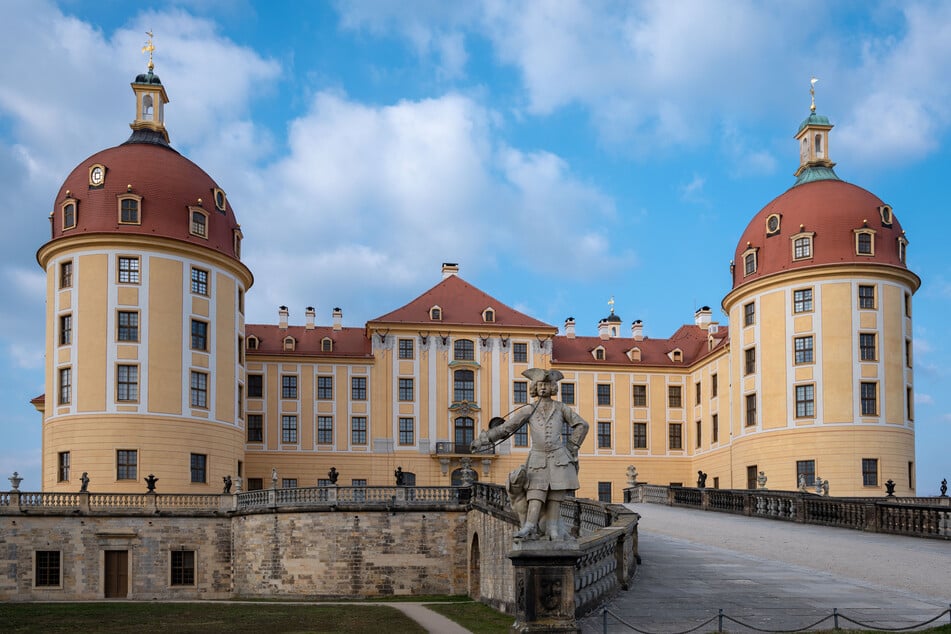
<box><xmin>514</xmin><ymin>522</ymin><xmax>539</xmax><ymax>539</ymax></box>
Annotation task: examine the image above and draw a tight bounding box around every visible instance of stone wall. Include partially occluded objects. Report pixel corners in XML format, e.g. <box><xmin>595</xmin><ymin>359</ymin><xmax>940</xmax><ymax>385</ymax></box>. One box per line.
<box><xmin>232</xmin><ymin>510</ymin><xmax>469</xmax><ymax>597</ymax></box>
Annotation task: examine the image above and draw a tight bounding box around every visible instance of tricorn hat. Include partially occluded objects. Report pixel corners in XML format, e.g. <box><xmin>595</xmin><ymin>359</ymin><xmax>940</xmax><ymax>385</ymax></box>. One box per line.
<box><xmin>521</xmin><ymin>368</ymin><xmax>564</xmax><ymax>383</ymax></box>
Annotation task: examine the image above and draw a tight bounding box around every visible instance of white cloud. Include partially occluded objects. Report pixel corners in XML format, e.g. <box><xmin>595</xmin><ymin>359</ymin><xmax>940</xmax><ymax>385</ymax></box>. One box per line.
<box><xmin>915</xmin><ymin>392</ymin><xmax>934</xmax><ymax>406</ymax></box>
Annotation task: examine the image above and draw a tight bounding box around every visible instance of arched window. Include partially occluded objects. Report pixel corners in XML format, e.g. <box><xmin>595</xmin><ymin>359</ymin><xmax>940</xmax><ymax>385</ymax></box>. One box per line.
<box><xmin>283</xmin><ymin>336</ymin><xmax>296</xmax><ymax>351</ymax></box>
<box><xmin>451</xmin><ymin>467</ymin><xmax>478</xmax><ymax>486</ymax></box>
<box><xmin>246</xmin><ymin>335</ymin><xmax>258</xmax><ymax>350</ymax></box>
<box><xmin>454</xmin><ymin>369</ymin><xmax>474</xmax><ymax>402</ymax></box>
<box><xmin>454</xmin><ymin>417</ymin><xmax>475</xmax><ymax>451</ymax></box>
<box><xmin>321</xmin><ymin>337</ymin><xmax>333</xmax><ymax>352</ymax></box>
<box><xmin>142</xmin><ymin>94</ymin><xmax>154</xmax><ymax>120</ymax></box>
<box><xmin>815</xmin><ymin>133</ymin><xmax>823</xmax><ymax>157</ymax></box>
<box><xmin>454</xmin><ymin>339</ymin><xmax>475</xmax><ymax>361</ymax></box>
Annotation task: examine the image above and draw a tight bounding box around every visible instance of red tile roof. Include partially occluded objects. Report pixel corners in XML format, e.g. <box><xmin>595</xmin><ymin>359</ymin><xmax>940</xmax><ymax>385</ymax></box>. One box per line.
<box><xmin>552</xmin><ymin>324</ymin><xmax>729</xmax><ymax>367</ymax></box>
<box><xmin>369</xmin><ymin>274</ymin><xmax>556</xmax><ymax>331</ymax></box>
<box><xmin>245</xmin><ymin>325</ymin><xmax>372</xmax><ymax>358</ymax></box>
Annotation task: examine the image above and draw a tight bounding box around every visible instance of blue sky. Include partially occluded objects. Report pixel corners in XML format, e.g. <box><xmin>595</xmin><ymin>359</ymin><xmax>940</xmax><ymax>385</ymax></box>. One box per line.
<box><xmin>0</xmin><ymin>1</ymin><xmax>948</xmax><ymax>493</ymax></box>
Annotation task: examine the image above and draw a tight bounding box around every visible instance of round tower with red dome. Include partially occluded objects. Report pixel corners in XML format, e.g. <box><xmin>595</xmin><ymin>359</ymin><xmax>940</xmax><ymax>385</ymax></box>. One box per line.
<box><xmin>36</xmin><ymin>56</ymin><xmax>253</xmax><ymax>492</ymax></box>
<box><xmin>721</xmin><ymin>93</ymin><xmax>920</xmax><ymax>495</ymax></box>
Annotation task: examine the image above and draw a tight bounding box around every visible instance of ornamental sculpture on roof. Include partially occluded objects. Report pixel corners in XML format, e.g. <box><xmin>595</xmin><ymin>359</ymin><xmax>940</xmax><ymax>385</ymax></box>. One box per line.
<box><xmin>472</xmin><ymin>368</ymin><xmax>589</xmax><ymax>541</ymax></box>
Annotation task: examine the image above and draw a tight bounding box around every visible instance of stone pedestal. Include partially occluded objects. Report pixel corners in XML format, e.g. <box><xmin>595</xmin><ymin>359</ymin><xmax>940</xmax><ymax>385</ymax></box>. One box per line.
<box><xmin>508</xmin><ymin>542</ymin><xmax>581</xmax><ymax>633</ymax></box>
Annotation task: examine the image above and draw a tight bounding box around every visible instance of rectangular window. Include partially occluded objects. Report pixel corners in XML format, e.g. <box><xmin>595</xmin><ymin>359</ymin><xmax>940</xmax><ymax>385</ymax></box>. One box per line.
<box><xmin>793</xmin><ymin>288</ymin><xmax>813</xmax><ymax>313</ymax></box>
<box><xmin>317</xmin><ymin>416</ymin><xmax>333</xmax><ymax>444</ymax></box>
<box><xmin>117</xmin><ymin>311</ymin><xmax>139</xmax><ymax>342</ymax></box>
<box><xmin>58</xmin><ymin>451</ymin><xmax>70</xmax><ymax>482</ymax></box>
<box><xmin>561</xmin><ymin>382</ymin><xmax>575</xmax><ymax>405</ymax></box>
<box><xmin>513</xmin><ymin>380</ymin><xmax>528</xmax><ymax>404</ymax></box>
<box><xmin>668</xmin><ymin>385</ymin><xmax>682</xmax><ymax>408</ymax></box>
<box><xmin>191</xmin><ymin>267</ymin><xmax>209</xmax><ymax>296</ymax></box>
<box><xmin>281</xmin><ymin>415</ymin><xmax>298</xmax><ymax>443</ymax></box>
<box><xmin>797</xmin><ymin>459</ymin><xmax>816</xmax><ymax>487</ymax></box>
<box><xmin>399</xmin><ymin>379</ymin><xmax>416</xmax><ymax>401</ymax></box>
<box><xmin>247</xmin><ymin>414</ymin><xmax>263</xmax><ymax>442</ymax></box>
<box><xmin>190</xmin><ymin>453</ymin><xmax>207</xmax><ymax>483</ymax></box>
<box><xmin>907</xmin><ymin>386</ymin><xmax>914</xmax><ymax>421</ymax></box>
<box><xmin>454</xmin><ymin>339</ymin><xmax>474</xmax><ymax>361</ymax></box>
<box><xmin>597</xmin><ymin>384</ymin><xmax>611</xmax><ymax>406</ymax></box>
<box><xmin>351</xmin><ymin>416</ymin><xmax>367</xmax><ymax>445</ymax></box>
<box><xmin>454</xmin><ymin>369</ymin><xmax>475</xmax><ymax>402</ymax></box>
<box><xmin>116</xmin><ymin>364</ymin><xmax>138</xmax><ymax>401</ymax></box>
<box><xmin>120</xmin><ymin>198</ymin><xmax>140</xmax><ymax>224</ymax></box>
<box><xmin>170</xmin><ymin>551</ymin><xmax>195</xmax><ymax>586</ymax></box>
<box><xmin>35</xmin><ymin>551</ymin><xmax>61</xmax><ymax>587</ymax></box>
<box><xmin>794</xmin><ymin>335</ymin><xmax>814</xmax><ymax>364</ymax></box>
<box><xmin>795</xmin><ymin>384</ymin><xmax>815</xmax><ymax>418</ymax></box>
<box><xmin>398</xmin><ymin>338</ymin><xmax>414</xmax><ymax>359</ymax></box>
<box><xmin>711</xmin><ymin>373</ymin><xmax>718</xmax><ymax>398</ymax></box>
<box><xmin>695</xmin><ymin>381</ymin><xmax>701</xmax><ymax>404</ymax></box>
<box><xmin>351</xmin><ymin>377</ymin><xmax>367</xmax><ymax>401</ymax></box>
<box><xmin>859</xmin><ymin>333</ymin><xmax>877</xmax><ymax>361</ymax></box>
<box><xmin>744</xmin><ymin>252</ymin><xmax>756</xmax><ymax>276</ymax></box>
<box><xmin>712</xmin><ymin>413</ymin><xmax>719</xmax><ymax>443</ymax></box>
<box><xmin>191</xmin><ymin>320</ymin><xmax>208</xmax><ymax>351</ymax></box>
<box><xmin>862</xmin><ymin>458</ymin><xmax>879</xmax><ymax>487</ymax></box>
<box><xmin>744</xmin><ymin>347</ymin><xmax>756</xmax><ymax>375</ymax></box>
<box><xmin>743</xmin><ymin>302</ymin><xmax>755</xmax><ymax>326</ymax></box>
<box><xmin>281</xmin><ymin>375</ymin><xmax>298</xmax><ymax>399</ymax></box>
<box><xmin>632</xmin><ymin>384</ymin><xmax>647</xmax><ymax>407</ymax></box>
<box><xmin>117</xmin><ymin>449</ymin><xmax>137</xmax><ymax>480</ymax></box>
<box><xmin>60</xmin><ymin>261</ymin><xmax>73</xmax><ymax>288</ymax></box>
<box><xmin>905</xmin><ymin>339</ymin><xmax>913</xmax><ymax>368</ymax></box>
<box><xmin>857</xmin><ymin>233</ymin><xmax>873</xmax><ymax>255</ymax></box>
<box><xmin>247</xmin><ymin>374</ymin><xmax>263</xmax><ymax>398</ymax></box>
<box><xmin>597</xmin><ymin>482</ymin><xmax>612</xmax><ymax>503</ymax></box>
<box><xmin>861</xmin><ymin>382</ymin><xmax>878</xmax><ymax>416</ymax></box>
<box><xmin>58</xmin><ymin>367</ymin><xmax>72</xmax><ymax>405</ymax></box>
<box><xmin>282</xmin><ymin>479</ymin><xmax>298</xmax><ymax>488</ymax></box>
<box><xmin>237</xmin><ymin>384</ymin><xmax>244</xmax><ymax>418</ymax></box>
<box><xmin>695</xmin><ymin>420</ymin><xmax>702</xmax><ymax>448</ymax></box>
<box><xmin>513</xmin><ymin>342</ymin><xmax>528</xmax><ymax>363</ymax></box>
<box><xmin>904</xmin><ymin>292</ymin><xmax>912</xmax><ymax>318</ymax></box>
<box><xmin>793</xmin><ymin>236</ymin><xmax>812</xmax><ymax>259</ymax></box>
<box><xmin>858</xmin><ymin>284</ymin><xmax>875</xmax><ymax>309</ymax></box>
<box><xmin>597</xmin><ymin>422</ymin><xmax>612</xmax><ymax>449</ymax></box>
<box><xmin>668</xmin><ymin>424</ymin><xmax>682</xmax><ymax>450</ymax></box>
<box><xmin>63</xmin><ymin>202</ymin><xmax>76</xmax><ymax>228</ymax></box>
<box><xmin>317</xmin><ymin>376</ymin><xmax>333</xmax><ymax>400</ymax></box>
<box><xmin>190</xmin><ymin>210</ymin><xmax>207</xmax><ymax>237</ymax></box>
<box><xmin>59</xmin><ymin>314</ymin><xmax>72</xmax><ymax>345</ymax></box>
<box><xmin>352</xmin><ymin>479</ymin><xmax>367</xmax><ymax>501</ymax></box>
<box><xmin>118</xmin><ymin>256</ymin><xmax>140</xmax><ymax>283</ymax></box>
<box><xmin>398</xmin><ymin>417</ymin><xmax>415</xmax><ymax>445</ymax></box>
<box><xmin>633</xmin><ymin>423</ymin><xmax>647</xmax><ymax>449</ymax></box>
<box><xmin>514</xmin><ymin>424</ymin><xmax>528</xmax><ymax>447</ymax></box>
<box><xmin>745</xmin><ymin>393</ymin><xmax>757</xmax><ymax>427</ymax></box>
<box><xmin>190</xmin><ymin>371</ymin><xmax>208</xmax><ymax>408</ymax></box>
<box><xmin>247</xmin><ymin>478</ymin><xmax>263</xmax><ymax>491</ymax></box>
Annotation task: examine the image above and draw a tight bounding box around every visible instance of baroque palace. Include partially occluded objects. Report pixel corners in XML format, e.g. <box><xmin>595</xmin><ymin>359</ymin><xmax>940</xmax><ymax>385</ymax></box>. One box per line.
<box><xmin>34</xmin><ymin>64</ymin><xmax>920</xmax><ymax>501</ymax></box>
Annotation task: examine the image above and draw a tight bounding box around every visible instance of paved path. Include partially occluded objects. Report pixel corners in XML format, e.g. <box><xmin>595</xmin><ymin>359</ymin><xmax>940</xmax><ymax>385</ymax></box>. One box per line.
<box><xmin>580</xmin><ymin>503</ymin><xmax>951</xmax><ymax>633</ymax></box>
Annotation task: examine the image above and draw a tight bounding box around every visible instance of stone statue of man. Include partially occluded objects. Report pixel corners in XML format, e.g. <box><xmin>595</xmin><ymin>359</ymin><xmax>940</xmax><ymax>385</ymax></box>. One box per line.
<box><xmin>472</xmin><ymin>368</ymin><xmax>589</xmax><ymax>540</ymax></box>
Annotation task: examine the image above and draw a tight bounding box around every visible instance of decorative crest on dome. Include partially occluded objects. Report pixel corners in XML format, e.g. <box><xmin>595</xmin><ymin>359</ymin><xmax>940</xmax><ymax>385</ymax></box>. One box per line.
<box><xmin>142</xmin><ymin>31</ymin><xmax>155</xmax><ymax>72</ymax></box>
<box><xmin>793</xmin><ymin>78</ymin><xmax>839</xmax><ymax>187</ymax></box>
<box><xmin>810</xmin><ymin>77</ymin><xmax>818</xmax><ymax>113</ymax></box>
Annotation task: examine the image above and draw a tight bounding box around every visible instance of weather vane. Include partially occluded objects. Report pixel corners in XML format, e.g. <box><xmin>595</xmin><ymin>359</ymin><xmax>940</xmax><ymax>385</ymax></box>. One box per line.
<box><xmin>810</xmin><ymin>77</ymin><xmax>818</xmax><ymax>113</ymax></box>
<box><xmin>142</xmin><ymin>30</ymin><xmax>155</xmax><ymax>71</ymax></box>
<box><xmin>608</xmin><ymin>296</ymin><xmax>615</xmax><ymax>314</ymax></box>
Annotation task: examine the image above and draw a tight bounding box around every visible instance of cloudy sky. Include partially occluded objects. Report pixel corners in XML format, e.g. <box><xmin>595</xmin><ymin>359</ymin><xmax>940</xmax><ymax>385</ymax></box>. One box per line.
<box><xmin>1</xmin><ymin>0</ymin><xmax>948</xmax><ymax>493</ymax></box>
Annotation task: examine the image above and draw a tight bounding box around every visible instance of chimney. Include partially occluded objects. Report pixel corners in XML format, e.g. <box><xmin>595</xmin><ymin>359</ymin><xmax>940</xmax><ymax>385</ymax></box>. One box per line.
<box><xmin>564</xmin><ymin>317</ymin><xmax>576</xmax><ymax>339</ymax></box>
<box><xmin>278</xmin><ymin>305</ymin><xmax>289</xmax><ymax>330</ymax></box>
<box><xmin>305</xmin><ymin>306</ymin><xmax>316</xmax><ymax>330</ymax></box>
<box><xmin>441</xmin><ymin>262</ymin><xmax>459</xmax><ymax>279</ymax></box>
<box><xmin>598</xmin><ymin>318</ymin><xmax>611</xmax><ymax>340</ymax></box>
<box><xmin>695</xmin><ymin>306</ymin><xmax>713</xmax><ymax>330</ymax></box>
<box><xmin>332</xmin><ymin>307</ymin><xmax>343</xmax><ymax>331</ymax></box>
<box><xmin>631</xmin><ymin>320</ymin><xmax>644</xmax><ymax>341</ymax></box>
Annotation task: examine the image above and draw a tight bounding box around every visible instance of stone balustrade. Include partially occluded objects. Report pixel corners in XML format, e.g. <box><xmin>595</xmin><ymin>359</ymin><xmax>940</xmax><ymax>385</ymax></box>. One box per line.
<box><xmin>626</xmin><ymin>484</ymin><xmax>951</xmax><ymax>539</ymax></box>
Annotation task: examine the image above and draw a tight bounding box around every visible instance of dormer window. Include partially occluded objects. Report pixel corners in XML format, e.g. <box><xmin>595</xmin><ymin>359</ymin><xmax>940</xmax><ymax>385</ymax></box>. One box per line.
<box><xmin>668</xmin><ymin>348</ymin><xmax>683</xmax><ymax>363</ymax></box>
<box><xmin>321</xmin><ymin>337</ymin><xmax>333</xmax><ymax>352</ymax></box>
<box><xmin>62</xmin><ymin>199</ymin><xmax>77</xmax><ymax>231</ymax></box>
<box><xmin>118</xmin><ymin>194</ymin><xmax>142</xmax><ymax>225</ymax></box>
<box><xmin>246</xmin><ymin>335</ymin><xmax>259</xmax><ymax>350</ymax></box>
<box><xmin>742</xmin><ymin>246</ymin><xmax>758</xmax><ymax>276</ymax></box>
<box><xmin>855</xmin><ymin>228</ymin><xmax>876</xmax><ymax>256</ymax></box>
<box><xmin>879</xmin><ymin>205</ymin><xmax>893</xmax><ymax>227</ymax></box>
<box><xmin>233</xmin><ymin>228</ymin><xmax>243</xmax><ymax>259</ymax></box>
<box><xmin>627</xmin><ymin>347</ymin><xmax>641</xmax><ymax>362</ymax></box>
<box><xmin>213</xmin><ymin>188</ymin><xmax>227</xmax><ymax>213</ymax></box>
<box><xmin>593</xmin><ymin>346</ymin><xmax>605</xmax><ymax>361</ymax></box>
<box><xmin>89</xmin><ymin>164</ymin><xmax>106</xmax><ymax>187</ymax></box>
<box><xmin>766</xmin><ymin>213</ymin><xmax>781</xmax><ymax>236</ymax></box>
<box><xmin>897</xmin><ymin>236</ymin><xmax>908</xmax><ymax>264</ymax></box>
<box><xmin>483</xmin><ymin>308</ymin><xmax>495</xmax><ymax>323</ymax></box>
<box><xmin>791</xmin><ymin>231</ymin><xmax>815</xmax><ymax>261</ymax></box>
<box><xmin>189</xmin><ymin>208</ymin><xmax>208</xmax><ymax>238</ymax></box>
<box><xmin>430</xmin><ymin>306</ymin><xmax>442</xmax><ymax>321</ymax></box>
<box><xmin>283</xmin><ymin>336</ymin><xmax>296</xmax><ymax>351</ymax></box>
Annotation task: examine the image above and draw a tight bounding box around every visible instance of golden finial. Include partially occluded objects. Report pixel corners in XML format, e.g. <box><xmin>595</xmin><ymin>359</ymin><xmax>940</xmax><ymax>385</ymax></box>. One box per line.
<box><xmin>608</xmin><ymin>296</ymin><xmax>615</xmax><ymax>314</ymax></box>
<box><xmin>142</xmin><ymin>31</ymin><xmax>155</xmax><ymax>71</ymax></box>
<box><xmin>810</xmin><ymin>77</ymin><xmax>818</xmax><ymax>113</ymax></box>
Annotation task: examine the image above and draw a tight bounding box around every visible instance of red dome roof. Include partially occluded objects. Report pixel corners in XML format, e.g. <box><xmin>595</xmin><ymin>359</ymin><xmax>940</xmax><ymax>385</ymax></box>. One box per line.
<box><xmin>732</xmin><ymin>179</ymin><xmax>910</xmax><ymax>290</ymax></box>
<box><xmin>47</xmin><ymin>141</ymin><xmax>241</xmax><ymax>259</ymax></box>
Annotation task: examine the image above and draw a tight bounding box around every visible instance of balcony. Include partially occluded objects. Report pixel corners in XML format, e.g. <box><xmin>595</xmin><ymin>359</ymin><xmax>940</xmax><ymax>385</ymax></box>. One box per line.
<box><xmin>434</xmin><ymin>441</ymin><xmax>494</xmax><ymax>455</ymax></box>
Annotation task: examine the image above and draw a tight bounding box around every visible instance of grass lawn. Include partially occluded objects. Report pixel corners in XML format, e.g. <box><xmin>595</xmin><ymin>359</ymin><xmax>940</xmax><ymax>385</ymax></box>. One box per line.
<box><xmin>0</xmin><ymin>602</ymin><xmax>426</xmax><ymax>633</ymax></box>
<box><xmin>426</xmin><ymin>601</ymin><xmax>512</xmax><ymax>633</ymax></box>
